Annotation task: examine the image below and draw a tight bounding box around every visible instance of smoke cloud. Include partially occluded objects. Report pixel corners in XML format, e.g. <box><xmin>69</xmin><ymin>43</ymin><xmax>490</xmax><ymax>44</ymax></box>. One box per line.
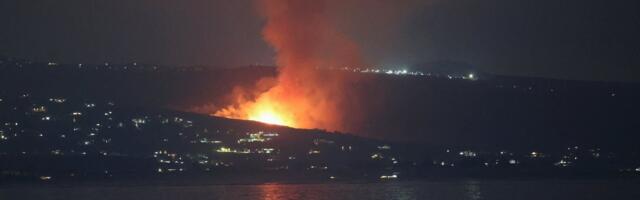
<box><xmin>215</xmin><ymin>0</ymin><xmax>427</xmax><ymax>132</ymax></box>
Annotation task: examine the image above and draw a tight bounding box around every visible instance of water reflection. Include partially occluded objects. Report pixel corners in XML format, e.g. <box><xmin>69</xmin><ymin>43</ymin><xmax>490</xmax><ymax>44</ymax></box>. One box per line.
<box><xmin>464</xmin><ymin>181</ymin><xmax>483</xmax><ymax>200</ymax></box>
<box><xmin>259</xmin><ymin>183</ymin><xmax>287</xmax><ymax>200</ymax></box>
<box><xmin>4</xmin><ymin>180</ymin><xmax>636</xmax><ymax>200</ymax></box>
<box><xmin>381</xmin><ymin>182</ymin><xmax>418</xmax><ymax>200</ymax></box>
<box><xmin>256</xmin><ymin>182</ymin><xmax>420</xmax><ymax>200</ymax></box>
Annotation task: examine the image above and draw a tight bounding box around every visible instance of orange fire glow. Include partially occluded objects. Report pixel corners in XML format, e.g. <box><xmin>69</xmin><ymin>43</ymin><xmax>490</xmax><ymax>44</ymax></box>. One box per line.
<box><xmin>249</xmin><ymin>111</ymin><xmax>285</xmax><ymax>126</ymax></box>
<box><xmin>214</xmin><ymin>0</ymin><xmax>365</xmax><ymax>131</ymax></box>
<box><xmin>214</xmin><ymin>81</ymin><xmax>299</xmax><ymax>127</ymax></box>
<box><xmin>245</xmin><ymin>98</ymin><xmax>295</xmax><ymax>126</ymax></box>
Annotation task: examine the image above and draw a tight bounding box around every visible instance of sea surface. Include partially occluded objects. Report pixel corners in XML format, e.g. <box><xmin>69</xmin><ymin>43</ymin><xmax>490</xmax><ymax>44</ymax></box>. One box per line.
<box><xmin>1</xmin><ymin>179</ymin><xmax>639</xmax><ymax>200</ymax></box>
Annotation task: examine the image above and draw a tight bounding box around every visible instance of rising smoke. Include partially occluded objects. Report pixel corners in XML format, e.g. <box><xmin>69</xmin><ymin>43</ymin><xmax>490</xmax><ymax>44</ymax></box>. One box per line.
<box><xmin>215</xmin><ymin>0</ymin><xmax>426</xmax><ymax>133</ymax></box>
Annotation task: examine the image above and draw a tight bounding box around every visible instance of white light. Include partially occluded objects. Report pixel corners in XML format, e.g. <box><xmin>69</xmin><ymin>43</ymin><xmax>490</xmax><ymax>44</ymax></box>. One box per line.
<box><xmin>380</xmin><ymin>174</ymin><xmax>398</xmax><ymax>179</ymax></box>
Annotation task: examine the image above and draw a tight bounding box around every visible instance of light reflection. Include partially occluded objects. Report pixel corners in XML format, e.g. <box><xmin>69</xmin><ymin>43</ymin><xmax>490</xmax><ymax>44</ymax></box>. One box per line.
<box><xmin>465</xmin><ymin>180</ymin><xmax>483</xmax><ymax>200</ymax></box>
<box><xmin>259</xmin><ymin>183</ymin><xmax>287</xmax><ymax>200</ymax></box>
<box><xmin>380</xmin><ymin>182</ymin><xmax>418</xmax><ymax>200</ymax></box>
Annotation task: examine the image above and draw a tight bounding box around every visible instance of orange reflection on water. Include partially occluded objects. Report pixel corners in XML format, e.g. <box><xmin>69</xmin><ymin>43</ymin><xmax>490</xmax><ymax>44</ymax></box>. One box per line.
<box><xmin>259</xmin><ymin>183</ymin><xmax>286</xmax><ymax>200</ymax></box>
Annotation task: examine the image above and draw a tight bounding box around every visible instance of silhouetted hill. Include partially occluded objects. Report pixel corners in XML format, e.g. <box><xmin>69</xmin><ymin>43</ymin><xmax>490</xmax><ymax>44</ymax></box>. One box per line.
<box><xmin>1</xmin><ymin>58</ymin><xmax>639</xmax><ymax>151</ymax></box>
<box><xmin>1</xmin><ymin>93</ymin><xmax>638</xmax><ymax>182</ymax></box>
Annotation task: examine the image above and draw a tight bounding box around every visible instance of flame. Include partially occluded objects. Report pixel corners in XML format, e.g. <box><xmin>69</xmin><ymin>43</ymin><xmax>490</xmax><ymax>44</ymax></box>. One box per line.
<box><xmin>214</xmin><ymin>0</ymin><xmax>365</xmax><ymax>132</ymax></box>
<box><xmin>249</xmin><ymin>111</ymin><xmax>285</xmax><ymax>125</ymax></box>
<box><xmin>246</xmin><ymin>99</ymin><xmax>294</xmax><ymax>126</ymax></box>
<box><xmin>214</xmin><ymin>84</ymin><xmax>298</xmax><ymax>127</ymax></box>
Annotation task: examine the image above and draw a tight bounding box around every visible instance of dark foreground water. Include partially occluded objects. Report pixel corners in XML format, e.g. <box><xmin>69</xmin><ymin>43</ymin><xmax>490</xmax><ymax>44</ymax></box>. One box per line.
<box><xmin>1</xmin><ymin>180</ymin><xmax>639</xmax><ymax>200</ymax></box>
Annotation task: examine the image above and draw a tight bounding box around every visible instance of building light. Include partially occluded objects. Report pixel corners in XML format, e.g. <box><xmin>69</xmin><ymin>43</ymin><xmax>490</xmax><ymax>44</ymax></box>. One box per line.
<box><xmin>380</xmin><ymin>174</ymin><xmax>398</xmax><ymax>179</ymax></box>
<box><xmin>555</xmin><ymin>160</ymin><xmax>571</xmax><ymax>167</ymax></box>
<box><xmin>377</xmin><ymin>145</ymin><xmax>391</xmax><ymax>150</ymax></box>
<box><xmin>51</xmin><ymin>150</ymin><xmax>63</xmax><ymax>155</ymax></box>
<box><xmin>530</xmin><ymin>152</ymin><xmax>539</xmax><ymax>158</ymax></box>
<box><xmin>49</xmin><ymin>98</ymin><xmax>66</xmax><ymax>103</ymax></box>
<box><xmin>263</xmin><ymin>132</ymin><xmax>279</xmax><ymax>137</ymax></box>
<box><xmin>33</xmin><ymin>106</ymin><xmax>47</xmax><ymax>113</ymax></box>
<box><xmin>261</xmin><ymin>148</ymin><xmax>275</xmax><ymax>154</ymax></box>
<box><xmin>132</xmin><ymin>118</ymin><xmax>146</xmax><ymax>127</ymax></box>
<box><xmin>459</xmin><ymin>150</ymin><xmax>477</xmax><ymax>157</ymax></box>
<box><xmin>216</xmin><ymin>147</ymin><xmax>250</xmax><ymax>154</ymax></box>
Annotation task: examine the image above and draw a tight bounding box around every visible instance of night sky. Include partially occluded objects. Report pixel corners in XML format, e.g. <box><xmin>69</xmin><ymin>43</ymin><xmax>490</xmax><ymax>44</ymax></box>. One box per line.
<box><xmin>1</xmin><ymin>0</ymin><xmax>639</xmax><ymax>81</ymax></box>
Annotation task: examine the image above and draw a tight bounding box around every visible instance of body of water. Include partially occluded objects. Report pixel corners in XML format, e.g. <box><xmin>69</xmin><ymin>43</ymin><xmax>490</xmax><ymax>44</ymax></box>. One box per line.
<box><xmin>1</xmin><ymin>180</ymin><xmax>638</xmax><ymax>200</ymax></box>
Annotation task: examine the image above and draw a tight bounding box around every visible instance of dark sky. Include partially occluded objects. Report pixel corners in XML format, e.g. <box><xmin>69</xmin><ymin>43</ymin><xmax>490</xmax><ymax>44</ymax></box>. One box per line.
<box><xmin>1</xmin><ymin>0</ymin><xmax>639</xmax><ymax>81</ymax></box>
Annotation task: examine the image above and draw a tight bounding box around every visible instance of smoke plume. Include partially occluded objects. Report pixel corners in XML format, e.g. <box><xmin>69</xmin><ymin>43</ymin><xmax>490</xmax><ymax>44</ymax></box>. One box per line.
<box><xmin>215</xmin><ymin>0</ymin><xmax>426</xmax><ymax>132</ymax></box>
